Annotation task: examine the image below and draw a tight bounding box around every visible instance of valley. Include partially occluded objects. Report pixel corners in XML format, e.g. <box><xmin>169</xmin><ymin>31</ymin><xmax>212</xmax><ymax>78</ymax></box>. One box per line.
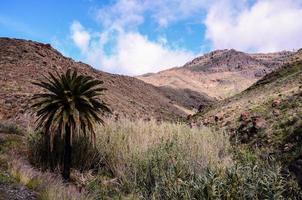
<box><xmin>0</xmin><ymin>37</ymin><xmax>302</xmax><ymax>199</ymax></box>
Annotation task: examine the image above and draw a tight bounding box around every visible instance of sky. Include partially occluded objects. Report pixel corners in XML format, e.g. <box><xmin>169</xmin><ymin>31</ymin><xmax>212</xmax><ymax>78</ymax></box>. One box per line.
<box><xmin>1</xmin><ymin>0</ymin><xmax>302</xmax><ymax>75</ymax></box>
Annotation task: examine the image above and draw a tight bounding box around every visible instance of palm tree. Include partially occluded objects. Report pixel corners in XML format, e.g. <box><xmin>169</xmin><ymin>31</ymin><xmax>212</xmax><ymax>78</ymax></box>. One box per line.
<box><xmin>31</xmin><ymin>69</ymin><xmax>111</xmax><ymax>181</ymax></box>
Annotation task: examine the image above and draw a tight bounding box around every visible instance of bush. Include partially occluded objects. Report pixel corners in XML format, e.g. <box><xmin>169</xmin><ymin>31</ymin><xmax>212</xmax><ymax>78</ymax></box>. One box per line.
<box><xmin>127</xmin><ymin>141</ymin><xmax>301</xmax><ymax>199</ymax></box>
<box><xmin>27</xmin><ymin>129</ymin><xmax>104</xmax><ymax>172</ymax></box>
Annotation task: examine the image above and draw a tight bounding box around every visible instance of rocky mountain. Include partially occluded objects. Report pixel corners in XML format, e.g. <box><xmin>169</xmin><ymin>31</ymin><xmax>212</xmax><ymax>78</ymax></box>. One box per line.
<box><xmin>191</xmin><ymin>51</ymin><xmax>302</xmax><ymax>185</ymax></box>
<box><xmin>138</xmin><ymin>49</ymin><xmax>294</xmax><ymax>99</ymax></box>
<box><xmin>0</xmin><ymin>38</ymin><xmax>214</xmax><ymax>125</ymax></box>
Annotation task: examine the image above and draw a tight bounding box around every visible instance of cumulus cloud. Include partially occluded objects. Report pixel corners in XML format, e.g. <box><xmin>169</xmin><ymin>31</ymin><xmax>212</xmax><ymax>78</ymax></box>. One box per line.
<box><xmin>99</xmin><ymin>32</ymin><xmax>194</xmax><ymax>75</ymax></box>
<box><xmin>96</xmin><ymin>0</ymin><xmax>209</xmax><ymax>28</ymax></box>
<box><xmin>70</xmin><ymin>1</ymin><xmax>212</xmax><ymax>75</ymax></box>
<box><xmin>70</xmin><ymin>21</ymin><xmax>194</xmax><ymax>75</ymax></box>
<box><xmin>70</xmin><ymin>21</ymin><xmax>91</xmax><ymax>52</ymax></box>
<box><xmin>147</xmin><ymin>0</ymin><xmax>209</xmax><ymax>27</ymax></box>
<box><xmin>96</xmin><ymin>0</ymin><xmax>145</xmax><ymax>31</ymax></box>
<box><xmin>205</xmin><ymin>0</ymin><xmax>302</xmax><ymax>52</ymax></box>
<box><xmin>70</xmin><ymin>0</ymin><xmax>302</xmax><ymax>75</ymax></box>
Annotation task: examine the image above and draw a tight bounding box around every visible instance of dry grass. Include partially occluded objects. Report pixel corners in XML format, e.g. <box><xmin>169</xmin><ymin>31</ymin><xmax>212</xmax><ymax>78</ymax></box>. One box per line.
<box><xmin>95</xmin><ymin>118</ymin><xmax>232</xmax><ymax>183</ymax></box>
<box><xmin>8</xmin><ymin>157</ymin><xmax>93</xmax><ymax>200</ymax></box>
<box><xmin>88</xmin><ymin>118</ymin><xmax>301</xmax><ymax>199</ymax></box>
<box><xmin>0</xmin><ymin>129</ymin><xmax>93</xmax><ymax>200</ymax></box>
<box><xmin>2</xmin><ymin>119</ymin><xmax>301</xmax><ymax>199</ymax></box>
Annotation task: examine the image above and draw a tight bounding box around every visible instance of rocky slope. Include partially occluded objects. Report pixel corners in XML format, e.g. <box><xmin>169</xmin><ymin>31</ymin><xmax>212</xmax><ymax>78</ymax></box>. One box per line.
<box><xmin>191</xmin><ymin>50</ymin><xmax>302</xmax><ymax>185</ymax></box>
<box><xmin>139</xmin><ymin>49</ymin><xmax>293</xmax><ymax>99</ymax></box>
<box><xmin>0</xmin><ymin>38</ymin><xmax>214</xmax><ymax>125</ymax></box>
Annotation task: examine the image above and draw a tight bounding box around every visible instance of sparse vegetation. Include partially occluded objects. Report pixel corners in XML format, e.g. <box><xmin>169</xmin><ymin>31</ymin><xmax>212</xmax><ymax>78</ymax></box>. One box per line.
<box><xmin>0</xmin><ymin>121</ymin><xmax>23</xmax><ymax>135</ymax></box>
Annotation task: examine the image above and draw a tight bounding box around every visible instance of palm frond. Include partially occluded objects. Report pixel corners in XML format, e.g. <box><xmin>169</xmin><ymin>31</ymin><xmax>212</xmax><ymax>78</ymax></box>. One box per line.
<box><xmin>31</xmin><ymin>69</ymin><xmax>111</xmax><ymax>150</ymax></box>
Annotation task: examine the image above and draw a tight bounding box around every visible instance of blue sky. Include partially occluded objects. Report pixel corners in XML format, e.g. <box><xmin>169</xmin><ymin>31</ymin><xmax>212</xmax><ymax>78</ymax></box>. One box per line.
<box><xmin>1</xmin><ymin>0</ymin><xmax>302</xmax><ymax>75</ymax></box>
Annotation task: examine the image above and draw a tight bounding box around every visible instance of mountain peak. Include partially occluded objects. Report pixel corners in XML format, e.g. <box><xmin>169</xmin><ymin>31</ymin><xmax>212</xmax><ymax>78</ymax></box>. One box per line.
<box><xmin>139</xmin><ymin>48</ymin><xmax>295</xmax><ymax>99</ymax></box>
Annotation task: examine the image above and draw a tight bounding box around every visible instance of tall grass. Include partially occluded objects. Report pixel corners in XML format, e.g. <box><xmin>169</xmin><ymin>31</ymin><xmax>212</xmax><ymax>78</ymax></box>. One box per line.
<box><xmin>95</xmin><ymin>118</ymin><xmax>232</xmax><ymax>181</ymax></box>
<box><xmin>27</xmin><ymin>118</ymin><xmax>302</xmax><ymax>199</ymax></box>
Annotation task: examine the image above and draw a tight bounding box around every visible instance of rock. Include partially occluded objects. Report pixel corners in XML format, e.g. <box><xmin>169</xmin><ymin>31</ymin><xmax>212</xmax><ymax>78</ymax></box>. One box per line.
<box><xmin>197</xmin><ymin>104</ymin><xmax>205</xmax><ymax>112</ymax></box>
<box><xmin>252</xmin><ymin>116</ymin><xmax>266</xmax><ymax>129</ymax></box>
<box><xmin>202</xmin><ymin>118</ymin><xmax>210</xmax><ymax>125</ymax></box>
<box><xmin>272</xmin><ymin>109</ymin><xmax>281</xmax><ymax>117</ymax></box>
<box><xmin>272</xmin><ymin>99</ymin><xmax>281</xmax><ymax>107</ymax></box>
<box><xmin>214</xmin><ymin>113</ymin><xmax>223</xmax><ymax>122</ymax></box>
<box><xmin>0</xmin><ymin>182</ymin><xmax>36</xmax><ymax>200</ymax></box>
<box><xmin>240</xmin><ymin>111</ymin><xmax>251</xmax><ymax>122</ymax></box>
<box><xmin>186</xmin><ymin>114</ymin><xmax>192</xmax><ymax>121</ymax></box>
<box><xmin>224</xmin><ymin>121</ymin><xmax>231</xmax><ymax>126</ymax></box>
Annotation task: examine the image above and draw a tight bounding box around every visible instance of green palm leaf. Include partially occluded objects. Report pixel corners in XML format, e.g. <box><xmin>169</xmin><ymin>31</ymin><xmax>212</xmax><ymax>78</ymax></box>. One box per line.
<box><xmin>31</xmin><ymin>69</ymin><xmax>111</xmax><ymax>181</ymax></box>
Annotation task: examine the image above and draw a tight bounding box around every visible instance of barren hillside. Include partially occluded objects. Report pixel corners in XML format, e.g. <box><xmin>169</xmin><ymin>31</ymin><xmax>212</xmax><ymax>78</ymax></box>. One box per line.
<box><xmin>0</xmin><ymin>38</ymin><xmax>212</xmax><ymax>125</ymax></box>
<box><xmin>191</xmin><ymin>50</ymin><xmax>302</xmax><ymax>185</ymax></box>
<box><xmin>139</xmin><ymin>49</ymin><xmax>293</xmax><ymax>99</ymax></box>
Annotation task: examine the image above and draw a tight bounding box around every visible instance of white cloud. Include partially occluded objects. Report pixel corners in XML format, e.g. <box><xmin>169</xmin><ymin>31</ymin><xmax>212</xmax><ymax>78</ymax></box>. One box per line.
<box><xmin>70</xmin><ymin>21</ymin><xmax>91</xmax><ymax>52</ymax></box>
<box><xmin>148</xmin><ymin>0</ymin><xmax>209</xmax><ymax>27</ymax></box>
<box><xmin>99</xmin><ymin>32</ymin><xmax>194</xmax><ymax>75</ymax></box>
<box><xmin>95</xmin><ymin>0</ymin><xmax>209</xmax><ymax>28</ymax></box>
<box><xmin>70</xmin><ymin>22</ymin><xmax>194</xmax><ymax>75</ymax></box>
<box><xmin>69</xmin><ymin>0</ymin><xmax>302</xmax><ymax>75</ymax></box>
<box><xmin>205</xmin><ymin>0</ymin><xmax>302</xmax><ymax>52</ymax></box>
<box><xmin>96</xmin><ymin>0</ymin><xmax>145</xmax><ymax>31</ymax></box>
<box><xmin>69</xmin><ymin>0</ymin><xmax>214</xmax><ymax>75</ymax></box>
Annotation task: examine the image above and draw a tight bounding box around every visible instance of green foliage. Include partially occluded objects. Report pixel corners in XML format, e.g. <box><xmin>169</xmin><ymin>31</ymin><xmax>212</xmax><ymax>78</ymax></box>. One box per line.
<box><xmin>31</xmin><ymin>69</ymin><xmax>111</xmax><ymax>180</ymax></box>
<box><xmin>27</xmin><ymin>130</ymin><xmax>103</xmax><ymax>171</ymax></box>
<box><xmin>31</xmin><ymin>69</ymin><xmax>111</xmax><ymax>149</ymax></box>
<box><xmin>81</xmin><ymin>119</ymin><xmax>302</xmax><ymax>199</ymax></box>
<box><xmin>129</xmin><ymin>141</ymin><xmax>301</xmax><ymax>200</ymax></box>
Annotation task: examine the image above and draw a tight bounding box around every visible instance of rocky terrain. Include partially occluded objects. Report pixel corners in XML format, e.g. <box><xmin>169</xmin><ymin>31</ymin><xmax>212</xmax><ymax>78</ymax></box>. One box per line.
<box><xmin>139</xmin><ymin>49</ymin><xmax>293</xmax><ymax>99</ymax></box>
<box><xmin>0</xmin><ymin>174</ymin><xmax>36</xmax><ymax>200</ymax></box>
<box><xmin>1</xmin><ymin>37</ymin><xmax>302</xmax><ymax>198</ymax></box>
<box><xmin>0</xmin><ymin>38</ymin><xmax>215</xmax><ymax>125</ymax></box>
<box><xmin>191</xmin><ymin>49</ymin><xmax>302</xmax><ymax>185</ymax></box>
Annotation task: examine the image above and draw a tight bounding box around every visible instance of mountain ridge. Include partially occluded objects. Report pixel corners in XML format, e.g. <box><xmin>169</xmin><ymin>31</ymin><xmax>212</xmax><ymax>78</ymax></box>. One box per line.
<box><xmin>190</xmin><ymin>55</ymin><xmax>302</xmax><ymax>185</ymax></box>
<box><xmin>138</xmin><ymin>49</ymin><xmax>294</xmax><ymax>99</ymax></box>
<box><xmin>0</xmin><ymin>37</ymin><xmax>214</xmax><ymax>125</ymax></box>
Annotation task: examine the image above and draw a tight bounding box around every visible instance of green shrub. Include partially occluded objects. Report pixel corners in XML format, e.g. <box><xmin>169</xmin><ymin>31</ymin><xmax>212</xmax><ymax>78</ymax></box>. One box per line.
<box><xmin>27</xmin><ymin>129</ymin><xmax>104</xmax><ymax>172</ymax></box>
<box><xmin>129</xmin><ymin>142</ymin><xmax>301</xmax><ymax>199</ymax></box>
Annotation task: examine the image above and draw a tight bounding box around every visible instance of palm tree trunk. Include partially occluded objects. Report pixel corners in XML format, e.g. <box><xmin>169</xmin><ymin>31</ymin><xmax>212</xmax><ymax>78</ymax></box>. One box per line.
<box><xmin>63</xmin><ymin>125</ymin><xmax>72</xmax><ymax>181</ymax></box>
